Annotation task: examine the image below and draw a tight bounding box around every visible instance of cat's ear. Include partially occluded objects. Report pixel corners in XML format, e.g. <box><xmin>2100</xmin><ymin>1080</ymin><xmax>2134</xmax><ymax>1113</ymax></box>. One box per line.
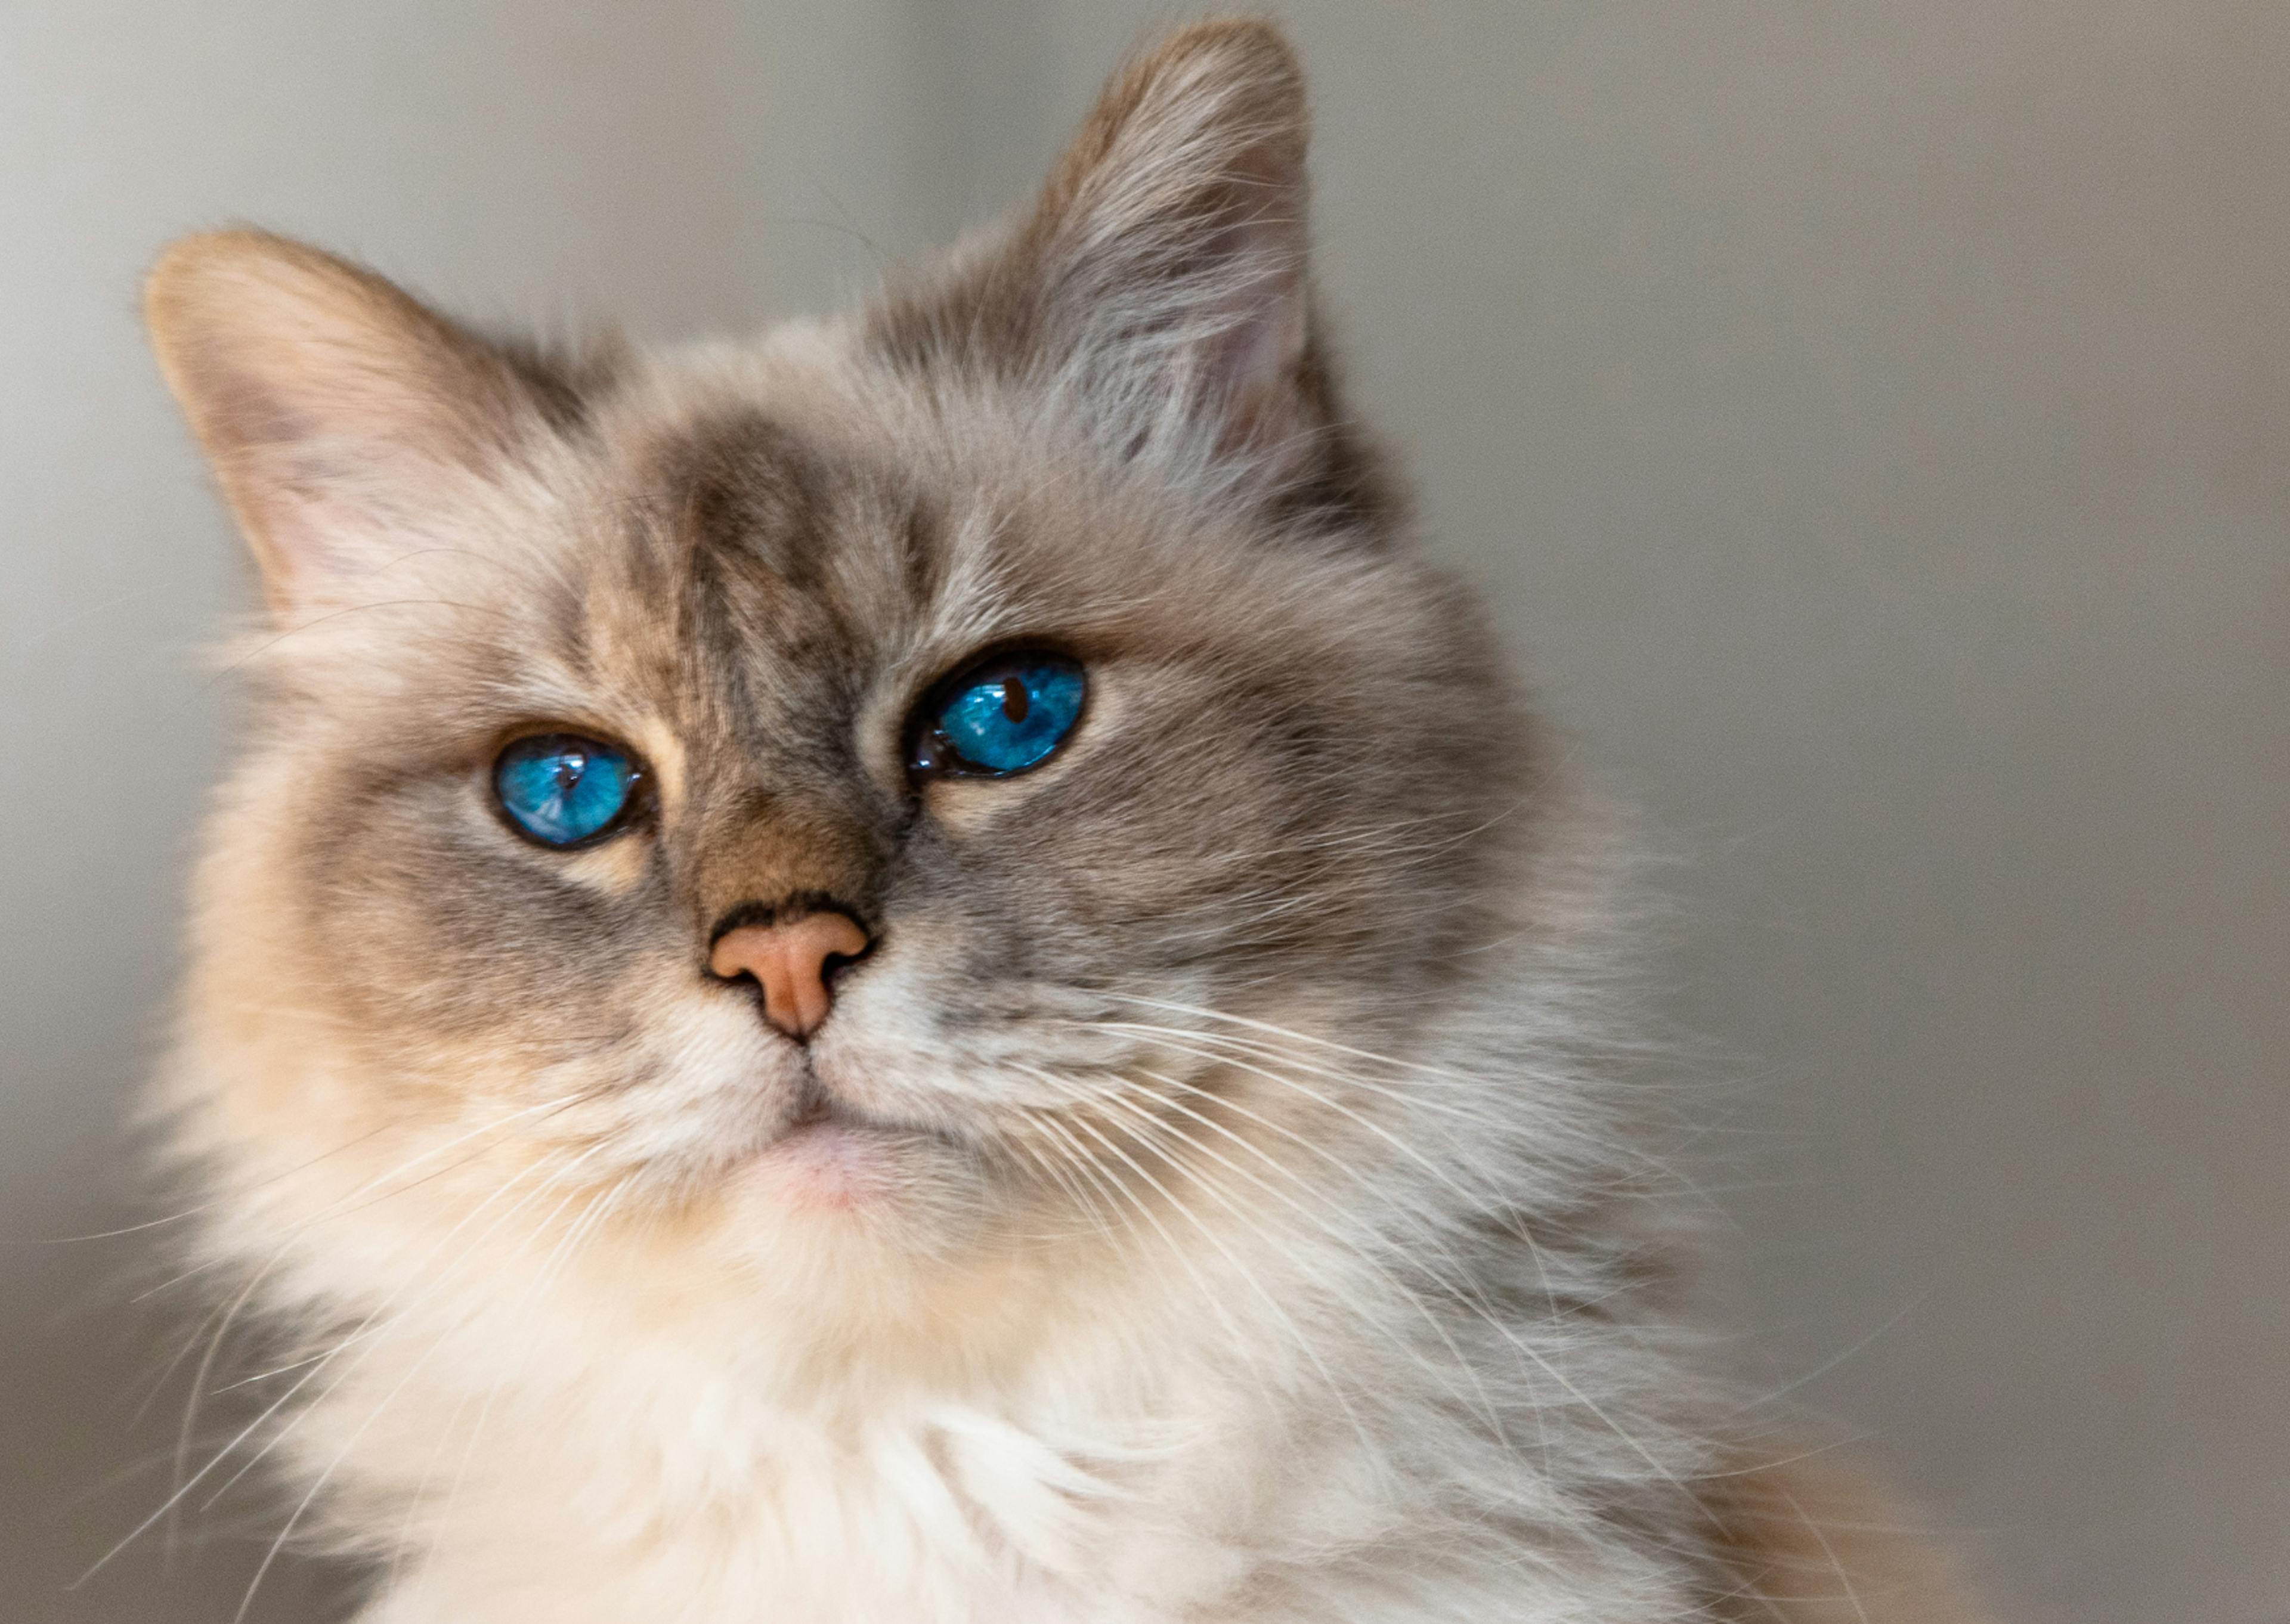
<box><xmin>874</xmin><ymin>22</ymin><xmax>1385</xmax><ymax>526</ymax></box>
<box><xmin>1022</xmin><ymin>20</ymin><xmax>1308</xmax><ymax>444</ymax></box>
<box><xmin>145</xmin><ymin>230</ymin><xmax>588</xmax><ymax>615</ymax></box>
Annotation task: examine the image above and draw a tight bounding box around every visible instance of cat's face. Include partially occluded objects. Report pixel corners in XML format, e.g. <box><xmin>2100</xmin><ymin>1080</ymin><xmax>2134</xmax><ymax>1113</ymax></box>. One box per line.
<box><xmin>151</xmin><ymin>26</ymin><xmax>1537</xmax><ymax>1307</ymax></box>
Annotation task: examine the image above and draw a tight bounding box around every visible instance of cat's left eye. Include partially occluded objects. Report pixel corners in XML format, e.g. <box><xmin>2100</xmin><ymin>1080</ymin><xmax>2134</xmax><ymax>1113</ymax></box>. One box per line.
<box><xmin>909</xmin><ymin>652</ymin><xmax>1087</xmax><ymax>780</ymax></box>
<box><xmin>493</xmin><ymin>733</ymin><xmax>642</xmax><ymax>847</ymax></box>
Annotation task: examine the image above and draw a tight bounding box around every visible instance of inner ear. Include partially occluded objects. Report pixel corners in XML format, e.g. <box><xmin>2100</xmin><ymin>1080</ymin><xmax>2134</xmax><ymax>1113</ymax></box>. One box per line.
<box><xmin>1181</xmin><ymin>140</ymin><xmax>1311</xmax><ymax>454</ymax></box>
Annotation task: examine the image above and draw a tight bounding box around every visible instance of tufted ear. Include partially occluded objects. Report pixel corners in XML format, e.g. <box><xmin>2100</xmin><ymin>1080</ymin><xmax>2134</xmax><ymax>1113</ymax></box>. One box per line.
<box><xmin>1026</xmin><ymin>20</ymin><xmax>1309</xmax><ymax>450</ymax></box>
<box><xmin>144</xmin><ymin>230</ymin><xmax>593</xmax><ymax>616</ymax></box>
<box><xmin>870</xmin><ymin>22</ymin><xmax>1388</xmax><ymax>531</ymax></box>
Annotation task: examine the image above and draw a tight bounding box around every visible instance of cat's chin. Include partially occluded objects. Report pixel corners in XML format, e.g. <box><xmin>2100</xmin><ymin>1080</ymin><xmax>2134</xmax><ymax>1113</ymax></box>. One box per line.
<box><xmin>717</xmin><ymin>1105</ymin><xmax>989</xmax><ymax>1246</ymax></box>
<box><xmin>697</xmin><ymin>1117</ymin><xmax>1013</xmax><ymax>1342</ymax></box>
<box><xmin>742</xmin><ymin>1115</ymin><xmax>902</xmax><ymax>1211</ymax></box>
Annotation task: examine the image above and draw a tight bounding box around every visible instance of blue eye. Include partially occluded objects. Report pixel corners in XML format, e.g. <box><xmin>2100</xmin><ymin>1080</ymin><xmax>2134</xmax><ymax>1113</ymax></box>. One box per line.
<box><xmin>912</xmin><ymin>652</ymin><xmax>1087</xmax><ymax>778</ymax></box>
<box><xmin>493</xmin><ymin>734</ymin><xmax>640</xmax><ymax>846</ymax></box>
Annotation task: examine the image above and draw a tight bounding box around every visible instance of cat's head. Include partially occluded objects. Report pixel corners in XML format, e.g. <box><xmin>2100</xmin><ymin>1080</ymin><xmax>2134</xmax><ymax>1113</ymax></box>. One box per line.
<box><xmin>150</xmin><ymin>23</ymin><xmax>1554</xmax><ymax>1338</ymax></box>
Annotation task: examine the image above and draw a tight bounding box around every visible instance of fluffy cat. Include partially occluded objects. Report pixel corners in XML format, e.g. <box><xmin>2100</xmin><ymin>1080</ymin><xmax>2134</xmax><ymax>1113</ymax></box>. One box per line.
<box><xmin>140</xmin><ymin>20</ymin><xmax>1988</xmax><ymax>1623</ymax></box>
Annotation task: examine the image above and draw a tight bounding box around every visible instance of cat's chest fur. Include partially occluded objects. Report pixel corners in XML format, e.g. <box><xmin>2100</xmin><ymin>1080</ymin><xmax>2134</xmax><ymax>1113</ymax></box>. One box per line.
<box><xmin>334</xmin><ymin>1312</ymin><xmax>1673</xmax><ymax>1624</ymax></box>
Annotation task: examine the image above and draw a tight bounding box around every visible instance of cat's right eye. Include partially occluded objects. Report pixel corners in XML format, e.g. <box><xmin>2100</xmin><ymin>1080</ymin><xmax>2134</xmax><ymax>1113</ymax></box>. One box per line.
<box><xmin>492</xmin><ymin>733</ymin><xmax>643</xmax><ymax>848</ymax></box>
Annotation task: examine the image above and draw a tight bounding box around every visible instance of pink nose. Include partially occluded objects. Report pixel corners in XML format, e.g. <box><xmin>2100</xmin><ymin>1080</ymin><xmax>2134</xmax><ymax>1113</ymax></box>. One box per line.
<box><xmin>707</xmin><ymin>911</ymin><xmax>870</xmax><ymax>1040</ymax></box>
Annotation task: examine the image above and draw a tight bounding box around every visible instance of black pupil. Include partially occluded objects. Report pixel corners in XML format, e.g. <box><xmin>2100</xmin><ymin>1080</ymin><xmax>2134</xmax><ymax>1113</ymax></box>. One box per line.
<box><xmin>999</xmin><ymin>677</ymin><xmax>1029</xmax><ymax>723</ymax></box>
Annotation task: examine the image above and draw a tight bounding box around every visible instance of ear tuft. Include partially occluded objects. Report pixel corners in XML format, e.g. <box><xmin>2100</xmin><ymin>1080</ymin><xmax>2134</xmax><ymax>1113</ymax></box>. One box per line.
<box><xmin>145</xmin><ymin>230</ymin><xmax>593</xmax><ymax>613</ymax></box>
<box><xmin>1033</xmin><ymin>20</ymin><xmax>1306</xmax><ymax>246</ymax></box>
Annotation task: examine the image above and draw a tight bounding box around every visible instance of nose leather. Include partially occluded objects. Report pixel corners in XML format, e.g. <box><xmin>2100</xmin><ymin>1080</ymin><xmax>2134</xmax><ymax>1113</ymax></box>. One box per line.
<box><xmin>708</xmin><ymin>911</ymin><xmax>869</xmax><ymax>1040</ymax></box>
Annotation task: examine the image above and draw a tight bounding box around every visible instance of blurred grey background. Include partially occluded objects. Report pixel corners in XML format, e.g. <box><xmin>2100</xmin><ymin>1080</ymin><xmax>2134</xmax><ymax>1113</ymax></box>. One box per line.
<box><xmin>4</xmin><ymin>3</ymin><xmax>2283</xmax><ymax>1620</ymax></box>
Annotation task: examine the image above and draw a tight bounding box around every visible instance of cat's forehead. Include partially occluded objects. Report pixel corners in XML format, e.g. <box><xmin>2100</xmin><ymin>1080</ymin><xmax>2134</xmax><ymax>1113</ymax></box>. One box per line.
<box><xmin>560</xmin><ymin>349</ymin><xmax>1162</xmax><ymax>706</ymax></box>
<box><xmin>503</xmin><ymin>335</ymin><xmax>1394</xmax><ymax>780</ymax></box>
<box><xmin>558</xmin><ymin>368</ymin><xmax>952</xmax><ymax>720</ymax></box>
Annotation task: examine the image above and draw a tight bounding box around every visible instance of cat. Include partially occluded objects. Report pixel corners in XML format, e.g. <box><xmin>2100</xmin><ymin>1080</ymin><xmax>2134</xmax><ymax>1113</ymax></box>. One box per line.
<box><xmin>141</xmin><ymin>19</ymin><xmax>1989</xmax><ymax>1623</ymax></box>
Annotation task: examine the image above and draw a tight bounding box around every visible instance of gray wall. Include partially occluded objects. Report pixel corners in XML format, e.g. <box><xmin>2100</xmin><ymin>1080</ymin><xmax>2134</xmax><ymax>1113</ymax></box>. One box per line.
<box><xmin>4</xmin><ymin>5</ymin><xmax>2282</xmax><ymax>1621</ymax></box>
